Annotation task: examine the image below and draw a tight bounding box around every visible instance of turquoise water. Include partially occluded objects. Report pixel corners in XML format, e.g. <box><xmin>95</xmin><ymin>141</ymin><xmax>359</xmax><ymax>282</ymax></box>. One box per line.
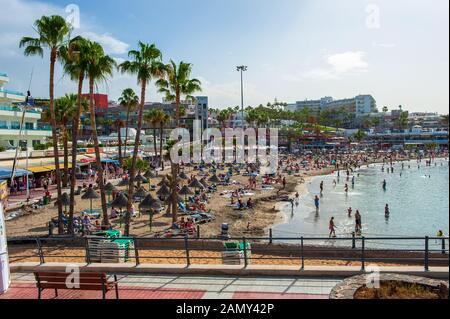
<box><xmin>274</xmin><ymin>159</ymin><xmax>449</xmax><ymax>249</ymax></box>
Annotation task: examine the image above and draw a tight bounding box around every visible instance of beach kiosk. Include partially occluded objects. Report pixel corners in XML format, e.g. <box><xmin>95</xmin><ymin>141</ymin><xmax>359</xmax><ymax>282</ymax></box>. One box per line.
<box><xmin>0</xmin><ymin>180</ymin><xmax>11</xmax><ymax>294</ymax></box>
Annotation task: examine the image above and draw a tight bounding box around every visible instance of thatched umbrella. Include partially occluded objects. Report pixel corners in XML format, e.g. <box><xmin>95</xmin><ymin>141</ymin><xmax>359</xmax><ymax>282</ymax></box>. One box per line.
<box><xmin>157</xmin><ymin>183</ymin><xmax>171</xmax><ymax>199</ymax></box>
<box><xmin>135</xmin><ymin>174</ymin><xmax>148</xmax><ymax>187</ymax></box>
<box><xmin>117</xmin><ymin>178</ymin><xmax>130</xmax><ymax>187</ymax></box>
<box><xmin>188</xmin><ymin>178</ymin><xmax>204</xmax><ymax>192</ymax></box>
<box><xmin>144</xmin><ymin>170</ymin><xmax>156</xmax><ymax>179</ymax></box>
<box><xmin>158</xmin><ymin>176</ymin><xmax>168</xmax><ymax>186</ymax></box>
<box><xmin>81</xmin><ymin>187</ymin><xmax>99</xmax><ymax>214</ymax></box>
<box><xmin>111</xmin><ymin>192</ymin><xmax>128</xmax><ymax>228</ymax></box>
<box><xmin>179</xmin><ymin>171</ymin><xmax>189</xmax><ymax>180</ymax></box>
<box><xmin>208</xmin><ymin>174</ymin><xmax>222</xmax><ymax>184</ymax></box>
<box><xmin>104</xmin><ymin>182</ymin><xmax>118</xmax><ymax>203</ymax></box>
<box><xmin>178</xmin><ymin>185</ymin><xmax>194</xmax><ymax>202</ymax></box>
<box><xmin>140</xmin><ymin>194</ymin><xmax>162</xmax><ymax>232</ymax></box>
<box><xmin>134</xmin><ymin>187</ymin><xmax>148</xmax><ymax>199</ymax></box>
<box><xmin>55</xmin><ymin>192</ymin><xmax>72</xmax><ymax>214</ymax></box>
<box><xmin>200</xmin><ymin>178</ymin><xmax>210</xmax><ymax>189</ymax></box>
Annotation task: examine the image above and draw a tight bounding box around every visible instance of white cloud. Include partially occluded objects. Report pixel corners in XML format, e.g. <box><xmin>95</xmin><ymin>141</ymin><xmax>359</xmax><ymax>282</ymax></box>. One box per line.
<box><xmin>286</xmin><ymin>51</ymin><xmax>369</xmax><ymax>81</ymax></box>
<box><xmin>81</xmin><ymin>32</ymin><xmax>130</xmax><ymax>55</ymax></box>
<box><xmin>327</xmin><ymin>51</ymin><xmax>369</xmax><ymax>73</ymax></box>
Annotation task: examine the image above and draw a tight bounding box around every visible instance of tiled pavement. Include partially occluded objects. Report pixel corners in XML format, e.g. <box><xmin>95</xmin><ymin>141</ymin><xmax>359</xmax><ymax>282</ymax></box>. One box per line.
<box><xmin>0</xmin><ymin>273</ymin><xmax>340</xmax><ymax>299</ymax></box>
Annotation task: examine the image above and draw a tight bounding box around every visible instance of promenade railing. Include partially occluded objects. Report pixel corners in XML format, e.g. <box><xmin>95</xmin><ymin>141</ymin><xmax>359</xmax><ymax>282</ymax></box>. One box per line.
<box><xmin>6</xmin><ymin>235</ymin><xmax>449</xmax><ymax>273</ymax></box>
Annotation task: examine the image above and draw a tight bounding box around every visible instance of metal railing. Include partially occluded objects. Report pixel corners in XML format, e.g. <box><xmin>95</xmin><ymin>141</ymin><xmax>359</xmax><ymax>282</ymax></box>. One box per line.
<box><xmin>6</xmin><ymin>236</ymin><xmax>449</xmax><ymax>272</ymax></box>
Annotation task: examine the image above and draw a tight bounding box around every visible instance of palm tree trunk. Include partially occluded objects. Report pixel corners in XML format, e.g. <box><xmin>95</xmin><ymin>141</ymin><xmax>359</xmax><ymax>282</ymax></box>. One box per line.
<box><xmin>63</xmin><ymin>130</ymin><xmax>69</xmax><ymax>188</ymax></box>
<box><xmin>159</xmin><ymin>123</ymin><xmax>164</xmax><ymax>170</ymax></box>
<box><xmin>171</xmin><ymin>92</ymin><xmax>180</xmax><ymax>224</ymax></box>
<box><xmin>49</xmin><ymin>49</ymin><xmax>64</xmax><ymax>234</ymax></box>
<box><xmin>153</xmin><ymin>127</ymin><xmax>158</xmax><ymax>164</ymax></box>
<box><xmin>68</xmin><ymin>73</ymin><xmax>84</xmax><ymax>234</ymax></box>
<box><xmin>125</xmin><ymin>80</ymin><xmax>146</xmax><ymax>236</ymax></box>
<box><xmin>124</xmin><ymin>109</ymin><xmax>130</xmax><ymax>159</ymax></box>
<box><xmin>117</xmin><ymin>127</ymin><xmax>123</xmax><ymax>166</ymax></box>
<box><xmin>89</xmin><ymin>78</ymin><xmax>109</xmax><ymax>227</ymax></box>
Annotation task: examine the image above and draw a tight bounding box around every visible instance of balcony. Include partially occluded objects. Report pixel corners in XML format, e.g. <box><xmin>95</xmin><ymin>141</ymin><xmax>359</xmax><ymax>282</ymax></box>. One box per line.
<box><xmin>0</xmin><ymin>88</ymin><xmax>26</xmax><ymax>103</ymax></box>
<box><xmin>0</xmin><ymin>125</ymin><xmax>52</xmax><ymax>138</ymax></box>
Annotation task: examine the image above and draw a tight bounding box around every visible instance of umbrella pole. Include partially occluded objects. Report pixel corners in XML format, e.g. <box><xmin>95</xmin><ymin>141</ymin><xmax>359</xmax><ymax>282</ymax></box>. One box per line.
<box><xmin>149</xmin><ymin>210</ymin><xmax>153</xmax><ymax>232</ymax></box>
<box><xmin>120</xmin><ymin>209</ymin><xmax>123</xmax><ymax>228</ymax></box>
<box><xmin>90</xmin><ymin>199</ymin><xmax>93</xmax><ymax>214</ymax></box>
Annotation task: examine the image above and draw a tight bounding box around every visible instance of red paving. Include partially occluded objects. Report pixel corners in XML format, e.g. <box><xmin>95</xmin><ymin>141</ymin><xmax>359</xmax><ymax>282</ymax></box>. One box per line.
<box><xmin>233</xmin><ymin>292</ymin><xmax>328</xmax><ymax>299</ymax></box>
<box><xmin>0</xmin><ymin>283</ymin><xmax>328</xmax><ymax>300</ymax></box>
<box><xmin>0</xmin><ymin>283</ymin><xmax>206</xmax><ymax>300</ymax></box>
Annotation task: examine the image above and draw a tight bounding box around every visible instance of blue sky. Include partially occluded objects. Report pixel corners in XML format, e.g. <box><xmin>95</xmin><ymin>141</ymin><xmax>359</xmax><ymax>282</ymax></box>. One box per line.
<box><xmin>0</xmin><ymin>0</ymin><xmax>448</xmax><ymax>113</ymax></box>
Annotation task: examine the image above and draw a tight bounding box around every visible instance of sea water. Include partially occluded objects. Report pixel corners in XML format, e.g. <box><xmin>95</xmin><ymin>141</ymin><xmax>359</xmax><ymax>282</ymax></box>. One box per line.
<box><xmin>274</xmin><ymin>159</ymin><xmax>449</xmax><ymax>249</ymax></box>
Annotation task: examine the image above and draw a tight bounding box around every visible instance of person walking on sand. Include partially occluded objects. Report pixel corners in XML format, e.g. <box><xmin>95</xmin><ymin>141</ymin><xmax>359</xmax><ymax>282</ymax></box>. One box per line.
<box><xmin>329</xmin><ymin>217</ymin><xmax>337</xmax><ymax>238</ymax></box>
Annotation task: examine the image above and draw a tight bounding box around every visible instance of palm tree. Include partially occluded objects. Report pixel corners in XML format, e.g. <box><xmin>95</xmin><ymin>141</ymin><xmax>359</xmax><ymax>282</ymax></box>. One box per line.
<box><xmin>156</xmin><ymin>60</ymin><xmax>202</xmax><ymax>224</ymax></box>
<box><xmin>113</xmin><ymin>118</ymin><xmax>125</xmax><ymax>166</ymax></box>
<box><xmin>85</xmin><ymin>40</ymin><xmax>116</xmax><ymax>227</ymax></box>
<box><xmin>60</xmin><ymin>36</ymin><xmax>91</xmax><ymax>232</ymax></box>
<box><xmin>158</xmin><ymin>112</ymin><xmax>170</xmax><ymax>170</ymax></box>
<box><xmin>118</xmin><ymin>88</ymin><xmax>139</xmax><ymax>160</ymax></box>
<box><xmin>144</xmin><ymin>109</ymin><xmax>160</xmax><ymax>163</ymax></box>
<box><xmin>20</xmin><ymin>15</ymin><xmax>71</xmax><ymax>234</ymax></box>
<box><xmin>119</xmin><ymin>42</ymin><xmax>165</xmax><ymax>236</ymax></box>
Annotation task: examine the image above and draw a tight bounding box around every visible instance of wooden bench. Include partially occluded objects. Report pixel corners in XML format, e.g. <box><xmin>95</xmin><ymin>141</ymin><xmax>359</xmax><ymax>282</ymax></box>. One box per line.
<box><xmin>34</xmin><ymin>272</ymin><xmax>119</xmax><ymax>299</ymax></box>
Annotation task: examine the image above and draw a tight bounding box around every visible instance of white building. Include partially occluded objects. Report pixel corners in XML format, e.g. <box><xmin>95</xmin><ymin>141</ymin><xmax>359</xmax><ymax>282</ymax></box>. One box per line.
<box><xmin>0</xmin><ymin>72</ymin><xmax>51</xmax><ymax>150</ymax></box>
<box><xmin>287</xmin><ymin>95</ymin><xmax>377</xmax><ymax>117</ymax></box>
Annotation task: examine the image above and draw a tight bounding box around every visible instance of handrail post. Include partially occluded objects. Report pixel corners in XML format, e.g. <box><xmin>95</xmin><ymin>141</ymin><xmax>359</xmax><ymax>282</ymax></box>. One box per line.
<box><xmin>134</xmin><ymin>238</ymin><xmax>140</xmax><ymax>266</ymax></box>
<box><xmin>442</xmin><ymin>238</ymin><xmax>446</xmax><ymax>255</ymax></box>
<box><xmin>242</xmin><ymin>237</ymin><xmax>248</xmax><ymax>268</ymax></box>
<box><xmin>184</xmin><ymin>235</ymin><xmax>190</xmax><ymax>266</ymax></box>
<box><xmin>425</xmin><ymin>236</ymin><xmax>429</xmax><ymax>272</ymax></box>
<box><xmin>197</xmin><ymin>225</ymin><xmax>200</xmax><ymax>239</ymax></box>
<box><xmin>85</xmin><ymin>237</ymin><xmax>91</xmax><ymax>265</ymax></box>
<box><xmin>361</xmin><ymin>237</ymin><xmax>365</xmax><ymax>271</ymax></box>
<box><xmin>352</xmin><ymin>232</ymin><xmax>356</xmax><ymax>249</ymax></box>
<box><xmin>300</xmin><ymin>237</ymin><xmax>305</xmax><ymax>270</ymax></box>
<box><xmin>36</xmin><ymin>238</ymin><xmax>45</xmax><ymax>265</ymax></box>
<box><xmin>269</xmin><ymin>229</ymin><xmax>273</xmax><ymax>245</ymax></box>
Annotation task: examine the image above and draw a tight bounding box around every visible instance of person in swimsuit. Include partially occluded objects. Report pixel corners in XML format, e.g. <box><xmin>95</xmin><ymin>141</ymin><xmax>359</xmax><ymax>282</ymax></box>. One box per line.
<box><xmin>385</xmin><ymin>204</ymin><xmax>390</xmax><ymax>218</ymax></box>
<box><xmin>329</xmin><ymin>217</ymin><xmax>336</xmax><ymax>238</ymax></box>
<box><xmin>348</xmin><ymin>207</ymin><xmax>353</xmax><ymax>217</ymax></box>
<box><xmin>355</xmin><ymin>210</ymin><xmax>362</xmax><ymax>234</ymax></box>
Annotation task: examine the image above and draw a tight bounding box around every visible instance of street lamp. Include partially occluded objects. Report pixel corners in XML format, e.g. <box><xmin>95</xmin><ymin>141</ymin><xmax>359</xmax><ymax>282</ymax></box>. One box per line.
<box><xmin>237</xmin><ymin>66</ymin><xmax>248</xmax><ymax>130</ymax></box>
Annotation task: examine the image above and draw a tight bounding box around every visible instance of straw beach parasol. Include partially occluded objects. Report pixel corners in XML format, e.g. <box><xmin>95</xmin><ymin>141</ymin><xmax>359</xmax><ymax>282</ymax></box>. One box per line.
<box><xmin>81</xmin><ymin>187</ymin><xmax>99</xmax><ymax>214</ymax></box>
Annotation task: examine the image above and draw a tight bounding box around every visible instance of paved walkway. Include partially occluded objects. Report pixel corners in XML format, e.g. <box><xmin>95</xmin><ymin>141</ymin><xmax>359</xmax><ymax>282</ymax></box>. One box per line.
<box><xmin>0</xmin><ymin>273</ymin><xmax>340</xmax><ymax>299</ymax></box>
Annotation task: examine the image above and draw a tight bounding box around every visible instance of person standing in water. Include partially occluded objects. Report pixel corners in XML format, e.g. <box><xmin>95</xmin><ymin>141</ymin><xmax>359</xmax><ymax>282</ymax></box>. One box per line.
<box><xmin>348</xmin><ymin>207</ymin><xmax>353</xmax><ymax>217</ymax></box>
<box><xmin>314</xmin><ymin>195</ymin><xmax>320</xmax><ymax>212</ymax></box>
<box><xmin>344</xmin><ymin>184</ymin><xmax>349</xmax><ymax>194</ymax></box>
<box><xmin>329</xmin><ymin>217</ymin><xmax>337</xmax><ymax>238</ymax></box>
<box><xmin>320</xmin><ymin>181</ymin><xmax>324</xmax><ymax>195</ymax></box>
<box><xmin>382</xmin><ymin>179</ymin><xmax>387</xmax><ymax>190</ymax></box>
<box><xmin>385</xmin><ymin>204</ymin><xmax>390</xmax><ymax>218</ymax></box>
<box><xmin>355</xmin><ymin>210</ymin><xmax>362</xmax><ymax>234</ymax></box>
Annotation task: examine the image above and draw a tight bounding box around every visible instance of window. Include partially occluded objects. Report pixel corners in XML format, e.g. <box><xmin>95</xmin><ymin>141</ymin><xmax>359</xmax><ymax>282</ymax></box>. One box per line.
<box><xmin>25</xmin><ymin>122</ymin><xmax>34</xmax><ymax>130</ymax></box>
<box><xmin>0</xmin><ymin>120</ymin><xmax>6</xmax><ymax>128</ymax></box>
<box><xmin>11</xmin><ymin>121</ymin><xmax>20</xmax><ymax>129</ymax></box>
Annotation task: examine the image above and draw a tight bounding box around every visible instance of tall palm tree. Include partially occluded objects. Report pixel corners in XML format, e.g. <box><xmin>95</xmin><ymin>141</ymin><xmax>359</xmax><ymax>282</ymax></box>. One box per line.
<box><xmin>119</xmin><ymin>42</ymin><xmax>165</xmax><ymax>236</ymax></box>
<box><xmin>158</xmin><ymin>112</ymin><xmax>170</xmax><ymax>170</ymax></box>
<box><xmin>20</xmin><ymin>15</ymin><xmax>71</xmax><ymax>234</ymax></box>
<box><xmin>113</xmin><ymin>118</ymin><xmax>125</xmax><ymax>166</ymax></box>
<box><xmin>144</xmin><ymin>109</ymin><xmax>160</xmax><ymax>164</ymax></box>
<box><xmin>156</xmin><ymin>60</ymin><xmax>202</xmax><ymax>224</ymax></box>
<box><xmin>118</xmin><ymin>88</ymin><xmax>139</xmax><ymax>160</ymax></box>
<box><xmin>85</xmin><ymin>40</ymin><xmax>116</xmax><ymax>227</ymax></box>
<box><xmin>59</xmin><ymin>36</ymin><xmax>91</xmax><ymax>233</ymax></box>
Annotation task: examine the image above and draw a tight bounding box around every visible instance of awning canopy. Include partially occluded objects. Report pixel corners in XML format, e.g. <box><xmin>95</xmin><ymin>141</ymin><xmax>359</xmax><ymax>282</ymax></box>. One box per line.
<box><xmin>0</xmin><ymin>168</ymin><xmax>33</xmax><ymax>179</ymax></box>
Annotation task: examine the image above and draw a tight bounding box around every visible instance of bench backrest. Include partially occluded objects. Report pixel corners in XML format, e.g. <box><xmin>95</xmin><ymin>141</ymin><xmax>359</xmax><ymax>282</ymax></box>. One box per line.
<box><xmin>34</xmin><ymin>272</ymin><xmax>109</xmax><ymax>291</ymax></box>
